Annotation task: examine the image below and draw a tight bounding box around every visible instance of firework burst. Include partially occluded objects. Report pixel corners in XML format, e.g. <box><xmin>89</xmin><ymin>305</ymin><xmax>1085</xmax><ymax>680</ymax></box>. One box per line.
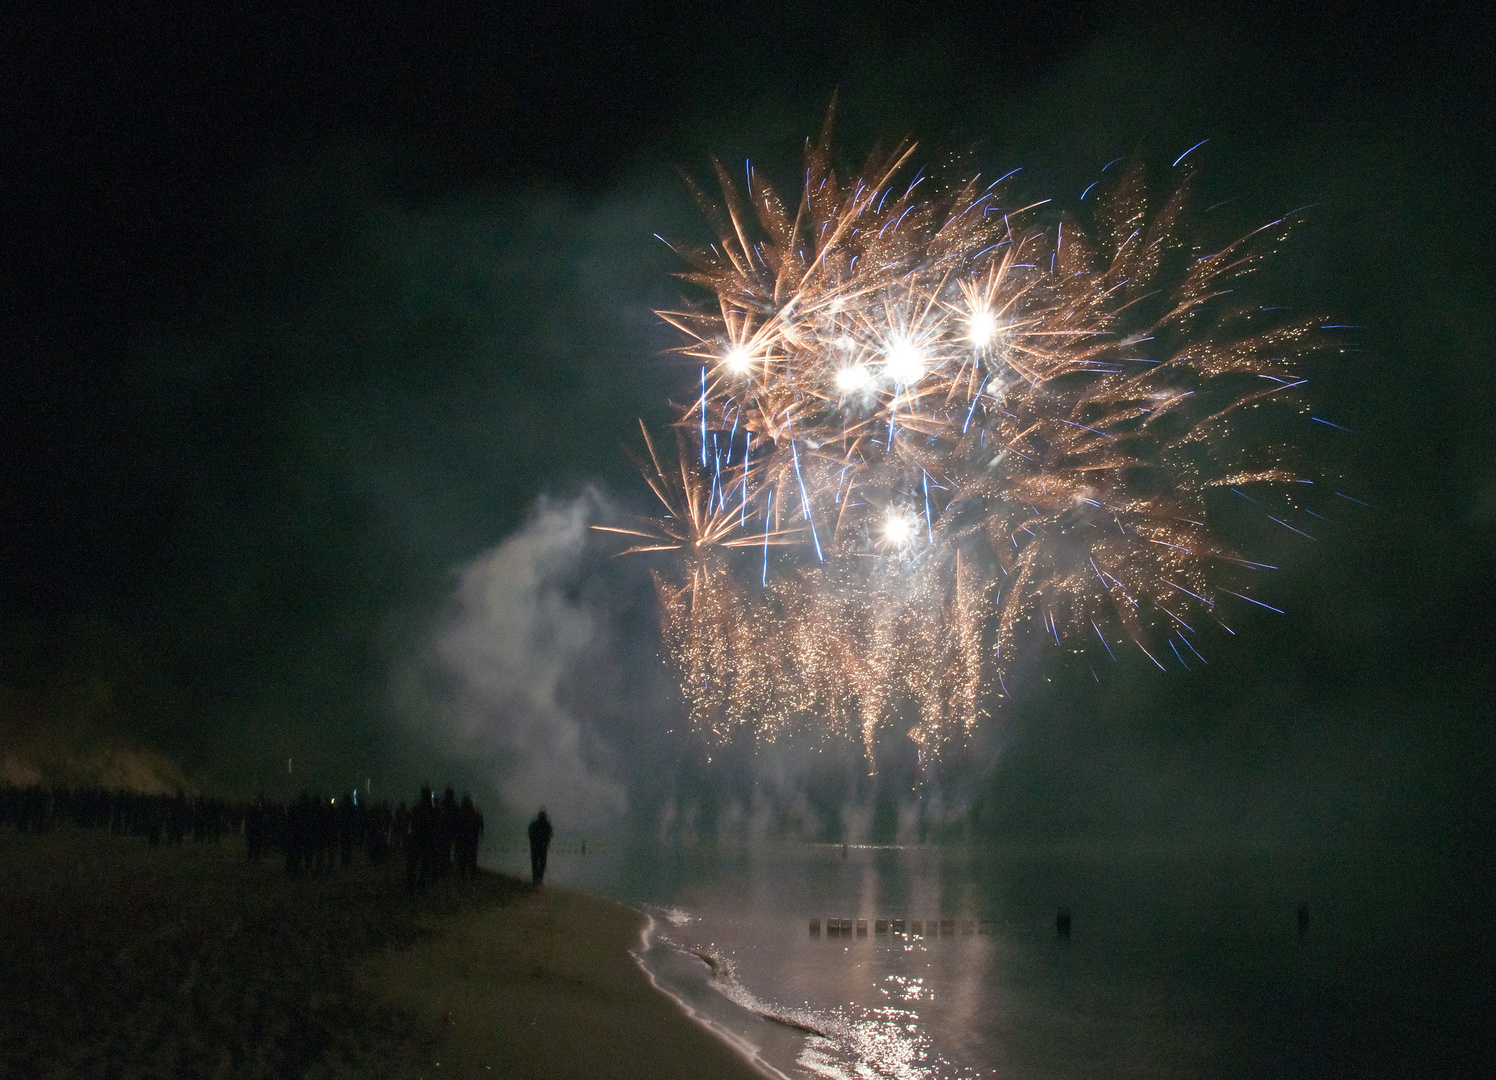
<box><xmin>605</xmin><ymin>116</ymin><xmax>1327</xmax><ymax>764</ymax></box>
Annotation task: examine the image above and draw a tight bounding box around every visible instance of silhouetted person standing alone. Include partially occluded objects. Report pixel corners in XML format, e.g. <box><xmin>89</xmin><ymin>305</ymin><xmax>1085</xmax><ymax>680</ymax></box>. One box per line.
<box><xmin>527</xmin><ymin>808</ymin><xmax>553</xmax><ymax>887</ymax></box>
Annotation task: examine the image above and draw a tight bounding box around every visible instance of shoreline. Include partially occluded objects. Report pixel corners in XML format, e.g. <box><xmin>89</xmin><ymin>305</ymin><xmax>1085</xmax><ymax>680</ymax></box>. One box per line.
<box><xmin>631</xmin><ymin>911</ymin><xmax>796</xmax><ymax>1080</ymax></box>
<box><xmin>360</xmin><ymin>884</ymin><xmax>778</xmax><ymax>1079</ymax></box>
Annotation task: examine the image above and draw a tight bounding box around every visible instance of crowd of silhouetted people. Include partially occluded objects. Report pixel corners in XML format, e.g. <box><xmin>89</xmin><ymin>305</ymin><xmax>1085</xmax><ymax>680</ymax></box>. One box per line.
<box><xmin>395</xmin><ymin>785</ymin><xmax>486</xmax><ymax>888</ymax></box>
<box><xmin>1</xmin><ymin>782</ymin><xmax>485</xmax><ymax>891</ymax></box>
<box><xmin>1</xmin><ymin>784</ymin><xmax>238</xmax><ymax>847</ymax></box>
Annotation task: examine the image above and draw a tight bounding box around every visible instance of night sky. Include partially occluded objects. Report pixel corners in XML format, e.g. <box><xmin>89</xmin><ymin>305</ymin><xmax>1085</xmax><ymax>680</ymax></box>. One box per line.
<box><xmin>3</xmin><ymin>3</ymin><xmax>1492</xmax><ymax>851</ymax></box>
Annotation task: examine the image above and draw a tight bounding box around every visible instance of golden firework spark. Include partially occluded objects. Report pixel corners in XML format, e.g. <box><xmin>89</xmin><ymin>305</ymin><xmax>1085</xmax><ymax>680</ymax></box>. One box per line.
<box><xmin>605</xmin><ymin>118</ymin><xmax>1325</xmax><ymax>763</ymax></box>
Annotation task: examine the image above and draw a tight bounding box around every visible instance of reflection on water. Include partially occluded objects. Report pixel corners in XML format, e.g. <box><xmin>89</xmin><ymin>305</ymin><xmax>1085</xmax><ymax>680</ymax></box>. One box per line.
<box><xmin>488</xmin><ymin>840</ymin><xmax>1493</xmax><ymax>1078</ymax></box>
<box><xmin>645</xmin><ymin>905</ymin><xmax>976</xmax><ymax>1079</ymax></box>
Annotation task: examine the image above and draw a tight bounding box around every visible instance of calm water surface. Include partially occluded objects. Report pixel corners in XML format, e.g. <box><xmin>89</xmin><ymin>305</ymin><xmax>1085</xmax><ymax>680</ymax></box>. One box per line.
<box><xmin>490</xmin><ymin>841</ymin><xmax>1492</xmax><ymax>1078</ymax></box>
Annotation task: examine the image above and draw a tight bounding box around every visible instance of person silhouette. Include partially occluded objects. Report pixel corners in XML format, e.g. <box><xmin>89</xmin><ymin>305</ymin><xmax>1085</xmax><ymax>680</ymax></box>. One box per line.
<box><xmin>527</xmin><ymin>808</ymin><xmax>553</xmax><ymax>888</ymax></box>
<box><xmin>456</xmin><ymin>795</ymin><xmax>483</xmax><ymax>877</ymax></box>
<box><xmin>407</xmin><ymin>786</ymin><xmax>435</xmax><ymax>890</ymax></box>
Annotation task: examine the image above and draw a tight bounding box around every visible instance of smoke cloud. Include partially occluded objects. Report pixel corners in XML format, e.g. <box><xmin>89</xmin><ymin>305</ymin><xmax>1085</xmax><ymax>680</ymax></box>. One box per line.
<box><xmin>426</xmin><ymin>491</ymin><xmax>628</xmax><ymax>828</ymax></box>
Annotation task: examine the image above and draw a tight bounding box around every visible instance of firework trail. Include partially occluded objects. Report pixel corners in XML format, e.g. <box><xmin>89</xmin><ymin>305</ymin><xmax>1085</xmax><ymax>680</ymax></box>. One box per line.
<box><xmin>598</xmin><ymin>114</ymin><xmax>1329</xmax><ymax>763</ymax></box>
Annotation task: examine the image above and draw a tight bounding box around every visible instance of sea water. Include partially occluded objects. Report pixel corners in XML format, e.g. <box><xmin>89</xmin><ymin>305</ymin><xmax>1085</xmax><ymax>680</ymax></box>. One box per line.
<box><xmin>491</xmin><ymin>840</ymin><xmax>1493</xmax><ymax>1078</ymax></box>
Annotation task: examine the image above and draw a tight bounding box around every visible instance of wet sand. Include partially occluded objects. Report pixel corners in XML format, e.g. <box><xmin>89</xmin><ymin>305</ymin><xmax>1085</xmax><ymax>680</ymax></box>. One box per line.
<box><xmin>0</xmin><ymin>827</ymin><xmax>766</xmax><ymax>1079</ymax></box>
<box><xmin>362</xmin><ymin>887</ymin><xmax>774</xmax><ymax>1079</ymax></box>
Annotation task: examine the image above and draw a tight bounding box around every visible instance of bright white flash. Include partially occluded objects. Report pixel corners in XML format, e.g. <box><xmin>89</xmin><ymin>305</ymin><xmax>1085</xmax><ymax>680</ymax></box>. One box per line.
<box><xmin>882</xmin><ymin>509</ymin><xmax>917</xmax><ymax>546</ymax></box>
<box><xmin>723</xmin><ymin>345</ymin><xmax>752</xmax><ymax>374</ymax></box>
<box><xmin>968</xmin><ymin>308</ymin><xmax>997</xmax><ymax>346</ymax></box>
<box><xmin>882</xmin><ymin>336</ymin><xmax>926</xmax><ymax>384</ymax></box>
<box><xmin>835</xmin><ymin>364</ymin><xmax>872</xmax><ymax>392</ymax></box>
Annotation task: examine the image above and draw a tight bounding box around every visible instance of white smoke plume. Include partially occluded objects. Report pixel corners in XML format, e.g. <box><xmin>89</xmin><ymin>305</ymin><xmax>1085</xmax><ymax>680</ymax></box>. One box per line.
<box><xmin>430</xmin><ymin>492</ymin><xmax>628</xmax><ymax>828</ymax></box>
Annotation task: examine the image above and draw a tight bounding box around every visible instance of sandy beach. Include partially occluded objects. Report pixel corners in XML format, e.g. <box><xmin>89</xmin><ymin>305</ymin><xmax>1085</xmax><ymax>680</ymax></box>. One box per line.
<box><xmin>0</xmin><ymin>827</ymin><xmax>766</xmax><ymax>1079</ymax></box>
<box><xmin>361</xmin><ymin>886</ymin><xmax>774</xmax><ymax>1079</ymax></box>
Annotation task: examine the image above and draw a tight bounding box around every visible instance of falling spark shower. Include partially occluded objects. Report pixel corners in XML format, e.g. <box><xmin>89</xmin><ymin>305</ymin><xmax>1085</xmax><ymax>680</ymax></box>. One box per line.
<box><xmin>598</xmin><ymin>117</ymin><xmax>1333</xmax><ymax>762</ymax></box>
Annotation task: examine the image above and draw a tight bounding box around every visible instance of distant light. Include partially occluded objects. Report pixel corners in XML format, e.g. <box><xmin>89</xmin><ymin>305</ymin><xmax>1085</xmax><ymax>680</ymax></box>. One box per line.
<box><xmin>882</xmin><ymin>336</ymin><xmax>926</xmax><ymax>384</ymax></box>
<box><xmin>968</xmin><ymin>309</ymin><xmax>996</xmax><ymax>346</ymax></box>
<box><xmin>723</xmin><ymin>345</ymin><xmax>752</xmax><ymax>374</ymax></box>
<box><xmin>836</xmin><ymin>364</ymin><xmax>872</xmax><ymax>392</ymax></box>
